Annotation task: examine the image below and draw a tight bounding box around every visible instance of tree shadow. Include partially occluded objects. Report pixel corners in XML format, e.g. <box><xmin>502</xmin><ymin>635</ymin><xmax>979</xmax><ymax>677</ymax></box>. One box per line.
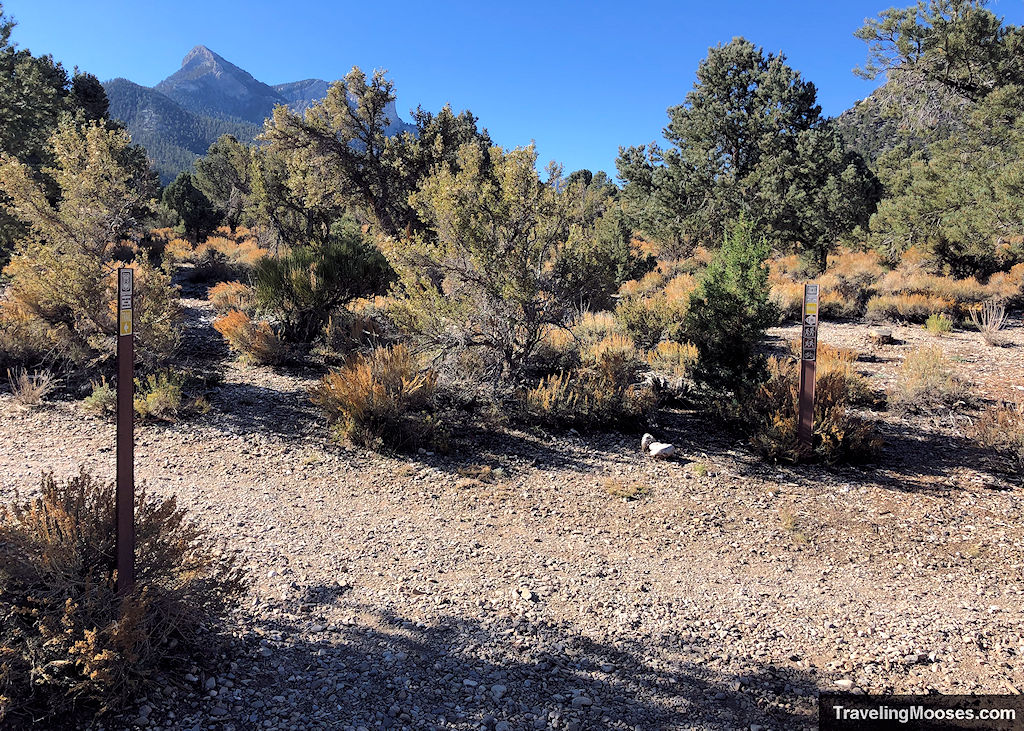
<box><xmin>133</xmin><ymin>602</ymin><xmax>821</xmax><ymax>730</ymax></box>
<box><xmin>204</xmin><ymin>381</ymin><xmax>317</xmax><ymax>438</ymax></box>
<box><xmin>648</xmin><ymin>406</ymin><xmax>1018</xmax><ymax>494</ymax></box>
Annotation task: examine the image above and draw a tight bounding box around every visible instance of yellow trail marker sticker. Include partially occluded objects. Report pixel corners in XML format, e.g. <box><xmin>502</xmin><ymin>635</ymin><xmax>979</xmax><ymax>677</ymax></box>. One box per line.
<box><xmin>804</xmin><ymin>302</ymin><xmax>818</xmax><ymax>315</ymax></box>
<box><xmin>119</xmin><ymin>309</ymin><xmax>133</xmax><ymax>336</ymax></box>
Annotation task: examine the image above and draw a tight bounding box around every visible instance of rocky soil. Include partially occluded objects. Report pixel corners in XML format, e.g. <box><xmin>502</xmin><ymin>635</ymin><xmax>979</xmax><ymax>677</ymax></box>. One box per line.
<box><xmin>1</xmin><ymin>300</ymin><xmax>1022</xmax><ymax>730</ymax></box>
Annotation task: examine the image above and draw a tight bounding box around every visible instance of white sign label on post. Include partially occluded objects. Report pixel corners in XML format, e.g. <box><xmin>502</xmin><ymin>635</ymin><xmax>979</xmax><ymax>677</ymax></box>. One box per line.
<box><xmin>119</xmin><ymin>269</ymin><xmax>133</xmax><ymax>337</ymax></box>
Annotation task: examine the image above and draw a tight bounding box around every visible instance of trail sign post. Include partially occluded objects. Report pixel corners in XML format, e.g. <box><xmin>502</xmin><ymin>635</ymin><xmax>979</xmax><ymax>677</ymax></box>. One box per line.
<box><xmin>797</xmin><ymin>283</ymin><xmax>818</xmax><ymax>453</ymax></box>
<box><xmin>116</xmin><ymin>267</ymin><xmax>135</xmax><ymax>594</ymax></box>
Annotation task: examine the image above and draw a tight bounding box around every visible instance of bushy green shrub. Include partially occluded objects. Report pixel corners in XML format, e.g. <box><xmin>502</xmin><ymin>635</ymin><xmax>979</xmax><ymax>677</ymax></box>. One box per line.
<box><xmin>683</xmin><ymin>217</ymin><xmax>777</xmax><ymax>398</ymax></box>
<box><xmin>0</xmin><ymin>469</ymin><xmax>245</xmax><ymax>726</ymax></box>
<box><xmin>254</xmin><ymin>219</ymin><xmax>390</xmax><ymax>342</ymax></box>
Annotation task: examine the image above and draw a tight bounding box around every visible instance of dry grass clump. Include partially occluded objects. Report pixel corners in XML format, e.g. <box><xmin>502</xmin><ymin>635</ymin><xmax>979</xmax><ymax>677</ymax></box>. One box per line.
<box><xmin>212</xmin><ymin>310</ymin><xmax>286</xmax><ymax>365</ymax></box>
<box><xmin>865</xmin><ymin>293</ymin><xmax>954</xmax><ymax>323</ymax></box>
<box><xmin>968</xmin><ymin>299</ymin><xmax>1008</xmax><ymax>346</ymax></box>
<box><xmin>742</xmin><ymin>356</ymin><xmax>882</xmax><ymax>464</ymax></box>
<box><xmin>785</xmin><ymin>342</ymin><xmax>876</xmax><ymax>407</ymax></box>
<box><xmin>647</xmin><ymin>340</ymin><xmax>699</xmax><ymax>381</ymax></box>
<box><xmin>889</xmin><ymin>346</ymin><xmax>972</xmax><ymax>414</ymax></box>
<box><xmin>766</xmin><ymin>246</ymin><xmax>1022</xmax><ymax>324</ymax></box>
<box><xmin>207</xmin><ymin>281</ymin><xmax>255</xmax><ymax>313</ymax></box>
<box><xmin>0</xmin><ymin>469</ymin><xmax>245</xmax><ymax>726</ymax></box>
<box><xmin>603</xmin><ymin>477</ymin><xmax>648</xmax><ymax>501</ymax></box>
<box><xmin>310</xmin><ymin>344</ymin><xmax>439</xmax><ymax>450</ymax></box>
<box><xmin>974</xmin><ymin>402</ymin><xmax>1024</xmax><ymax>475</ymax></box>
<box><xmin>5</xmin><ymin>367</ymin><xmax>57</xmax><ymax>407</ymax></box>
<box><xmin>524</xmin><ymin>333</ymin><xmax>655</xmax><ymax>429</ymax></box>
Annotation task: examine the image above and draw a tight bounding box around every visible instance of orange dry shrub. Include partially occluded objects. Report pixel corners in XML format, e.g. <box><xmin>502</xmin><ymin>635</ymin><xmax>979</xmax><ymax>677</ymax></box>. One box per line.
<box><xmin>207</xmin><ymin>281</ymin><xmax>254</xmax><ymax>313</ymax></box>
<box><xmin>310</xmin><ymin>344</ymin><xmax>438</xmax><ymax>450</ymax></box>
<box><xmin>212</xmin><ymin>309</ymin><xmax>285</xmax><ymax>365</ymax></box>
<box><xmin>163</xmin><ymin>238</ymin><xmax>194</xmax><ymax>267</ymax></box>
<box><xmin>534</xmin><ymin>325</ymin><xmax>580</xmax><ymax>373</ymax></box>
<box><xmin>148</xmin><ymin>227</ymin><xmax>178</xmax><ymax>243</ymax></box>
<box><xmin>770</xmin><ymin>279</ymin><xmax>805</xmax><ymax>321</ymax></box>
<box><xmin>618</xmin><ymin>268</ymin><xmax>666</xmax><ymax>298</ymax></box>
<box><xmin>524</xmin><ymin>331</ymin><xmax>654</xmax><ymax>429</ymax></box>
<box><xmin>770</xmin><ymin>249</ymin><xmax>888</xmax><ymax>322</ymax></box>
<box><xmin>191</xmin><ymin>235</ymin><xmax>270</xmax><ymax>281</ymax></box>
<box><xmin>865</xmin><ymin>293</ymin><xmax>954</xmax><ymax>322</ymax></box>
<box><xmin>986</xmin><ymin>263</ymin><xmax>1024</xmax><ymax>307</ymax></box>
<box><xmin>663</xmin><ymin>273</ymin><xmax>696</xmax><ymax>306</ymax></box>
<box><xmin>572</xmin><ymin>311</ymin><xmax>621</xmax><ymax>345</ymax></box>
<box><xmin>0</xmin><ymin>301</ymin><xmax>50</xmax><ymax>371</ymax></box>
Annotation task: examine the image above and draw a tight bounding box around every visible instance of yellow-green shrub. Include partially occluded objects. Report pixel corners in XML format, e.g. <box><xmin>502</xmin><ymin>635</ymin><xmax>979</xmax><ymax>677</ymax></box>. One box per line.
<box><xmin>614</xmin><ymin>295</ymin><xmax>674</xmax><ymax>349</ymax></box>
<box><xmin>82</xmin><ymin>376</ymin><xmax>116</xmax><ymax>417</ymax></box>
<box><xmin>133</xmin><ymin>370</ymin><xmax>209</xmax><ymax>422</ymax></box>
<box><xmin>925</xmin><ymin>313</ymin><xmax>954</xmax><ymax>335</ymax></box>
<box><xmin>0</xmin><ymin>470</ymin><xmax>245</xmax><ymax>726</ymax></box>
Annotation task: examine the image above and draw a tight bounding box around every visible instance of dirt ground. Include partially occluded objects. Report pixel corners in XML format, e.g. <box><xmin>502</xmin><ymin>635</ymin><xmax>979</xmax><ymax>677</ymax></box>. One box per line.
<box><xmin>1</xmin><ymin>300</ymin><xmax>1021</xmax><ymax>730</ymax></box>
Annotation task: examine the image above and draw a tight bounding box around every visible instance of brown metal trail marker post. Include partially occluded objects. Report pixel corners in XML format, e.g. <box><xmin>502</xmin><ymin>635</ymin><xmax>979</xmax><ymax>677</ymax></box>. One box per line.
<box><xmin>116</xmin><ymin>267</ymin><xmax>135</xmax><ymax>594</ymax></box>
<box><xmin>797</xmin><ymin>283</ymin><xmax>819</xmax><ymax>454</ymax></box>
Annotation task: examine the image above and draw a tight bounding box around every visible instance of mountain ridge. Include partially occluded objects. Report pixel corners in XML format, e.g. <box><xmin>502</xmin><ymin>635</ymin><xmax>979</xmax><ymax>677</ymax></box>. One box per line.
<box><xmin>104</xmin><ymin>45</ymin><xmax>414</xmax><ymax>183</ymax></box>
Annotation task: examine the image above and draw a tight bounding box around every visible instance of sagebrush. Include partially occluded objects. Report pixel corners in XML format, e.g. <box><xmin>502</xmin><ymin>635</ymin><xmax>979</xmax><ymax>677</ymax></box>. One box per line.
<box><xmin>0</xmin><ymin>470</ymin><xmax>245</xmax><ymax>726</ymax></box>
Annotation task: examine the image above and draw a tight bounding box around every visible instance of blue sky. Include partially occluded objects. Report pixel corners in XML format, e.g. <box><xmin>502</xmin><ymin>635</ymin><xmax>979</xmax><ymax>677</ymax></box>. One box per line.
<box><xmin>5</xmin><ymin>0</ymin><xmax>1024</xmax><ymax>176</ymax></box>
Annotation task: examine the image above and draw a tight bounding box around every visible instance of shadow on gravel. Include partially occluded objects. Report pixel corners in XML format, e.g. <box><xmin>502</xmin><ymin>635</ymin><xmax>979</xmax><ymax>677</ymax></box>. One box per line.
<box><xmin>159</xmin><ymin>604</ymin><xmax>819</xmax><ymax>730</ymax></box>
<box><xmin>651</xmin><ymin>395</ymin><xmax>1018</xmax><ymax>495</ymax></box>
<box><xmin>207</xmin><ymin>382</ymin><xmax>315</xmax><ymax>438</ymax></box>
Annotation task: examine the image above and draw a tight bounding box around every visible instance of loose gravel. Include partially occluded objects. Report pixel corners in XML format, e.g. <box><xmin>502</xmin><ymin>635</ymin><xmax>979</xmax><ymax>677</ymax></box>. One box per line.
<box><xmin>1</xmin><ymin>302</ymin><xmax>1021</xmax><ymax>730</ymax></box>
